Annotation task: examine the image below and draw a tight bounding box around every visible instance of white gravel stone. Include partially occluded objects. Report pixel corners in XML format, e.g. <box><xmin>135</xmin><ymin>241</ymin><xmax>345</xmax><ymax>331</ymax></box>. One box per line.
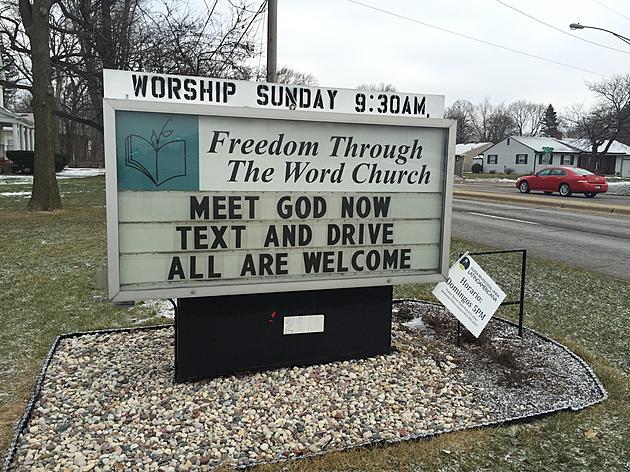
<box><xmin>6</xmin><ymin>301</ymin><xmax>605</xmax><ymax>471</ymax></box>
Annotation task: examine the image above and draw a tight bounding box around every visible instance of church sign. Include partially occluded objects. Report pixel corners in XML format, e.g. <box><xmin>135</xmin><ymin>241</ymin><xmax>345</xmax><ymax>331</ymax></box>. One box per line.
<box><xmin>104</xmin><ymin>70</ymin><xmax>455</xmax><ymax>302</ymax></box>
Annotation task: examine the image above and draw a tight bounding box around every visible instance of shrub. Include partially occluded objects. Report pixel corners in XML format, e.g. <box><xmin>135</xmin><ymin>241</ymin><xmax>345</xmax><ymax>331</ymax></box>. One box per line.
<box><xmin>6</xmin><ymin>151</ymin><xmax>67</xmax><ymax>174</ymax></box>
<box><xmin>504</xmin><ymin>168</ymin><xmax>514</xmax><ymax>175</ymax></box>
<box><xmin>471</xmin><ymin>162</ymin><xmax>482</xmax><ymax>173</ymax></box>
<box><xmin>489</xmin><ymin>169</ymin><xmax>496</xmax><ymax>174</ymax></box>
<box><xmin>56</xmin><ymin>154</ymin><xmax>68</xmax><ymax>172</ymax></box>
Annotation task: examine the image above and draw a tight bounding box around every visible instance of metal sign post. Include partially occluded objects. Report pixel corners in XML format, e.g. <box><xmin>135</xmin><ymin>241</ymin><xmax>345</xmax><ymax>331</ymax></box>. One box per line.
<box><xmin>454</xmin><ymin>250</ymin><xmax>527</xmax><ymax>346</ymax></box>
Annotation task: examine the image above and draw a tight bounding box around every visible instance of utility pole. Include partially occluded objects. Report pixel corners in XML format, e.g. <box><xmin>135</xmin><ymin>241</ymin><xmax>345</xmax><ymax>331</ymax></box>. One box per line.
<box><xmin>266</xmin><ymin>0</ymin><xmax>277</xmax><ymax>82</ymax></box>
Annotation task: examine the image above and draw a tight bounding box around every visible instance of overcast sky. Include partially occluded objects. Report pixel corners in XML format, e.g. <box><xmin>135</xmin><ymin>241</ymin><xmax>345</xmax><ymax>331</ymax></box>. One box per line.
<box><xmin>260</xmin><ymin>0</ymin><xmax>630</xmax><ymax>111</ymax></box>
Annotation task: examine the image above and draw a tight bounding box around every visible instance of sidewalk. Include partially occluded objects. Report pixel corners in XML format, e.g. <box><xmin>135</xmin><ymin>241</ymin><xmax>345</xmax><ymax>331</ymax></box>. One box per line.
<box><xmin>453</xmin><ymin>189</ymin><xmax>630</xmax><ymax>216</ymax></box>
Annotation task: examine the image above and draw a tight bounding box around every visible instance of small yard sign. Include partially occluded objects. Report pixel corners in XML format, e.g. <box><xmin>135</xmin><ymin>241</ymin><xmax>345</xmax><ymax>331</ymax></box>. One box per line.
<box><xmin>103</xmin><ymin>70</ymin><xmax>455</xmax><ymax>302</ymax></box>
<box><xmin>432</xmin><ymin>254</ymin><xmax>506</xmax><ymax>337</ymax></box>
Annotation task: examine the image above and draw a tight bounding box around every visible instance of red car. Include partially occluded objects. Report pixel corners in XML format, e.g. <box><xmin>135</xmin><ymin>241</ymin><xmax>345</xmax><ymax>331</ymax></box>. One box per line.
<box><xmin>515</xmin><ymin>166</ymin><xmax>608</xmax><ymax>198</ymax></box>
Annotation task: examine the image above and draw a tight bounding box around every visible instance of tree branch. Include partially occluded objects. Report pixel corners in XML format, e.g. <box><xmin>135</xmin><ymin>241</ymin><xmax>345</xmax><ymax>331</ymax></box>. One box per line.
<box><xmin>0</xmin><ymin>78</ymin><xmax>32</xmax><ymax>92</ymax></box>
<box><xmin>54</xmin><ymin>108</ymin><xmax>103</xmax><ymax>131</ymax></box>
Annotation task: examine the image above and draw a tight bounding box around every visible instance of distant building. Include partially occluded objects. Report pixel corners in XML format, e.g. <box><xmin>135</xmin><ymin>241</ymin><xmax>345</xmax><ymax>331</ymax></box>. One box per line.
<box><xmin>455</xmin><ymin>142</ymin><xmax>493</xmax><ymax>172</ymax></box>
<box><xmin>563</xmin><ymin>139</ymin><xmax>630</xmax><ymax>177</ymax></box>
<box><xmin>0</xmin><ymin>110</ymin><xmax>35</xmax><ymax>155</ymax></box>
<box><xmin>0</xmin><ymin>109</ymin><xmax>35</xmax><ymax>174</ymax></box>
<box><xmin>0</xmin><ymin>60</ymin><xmax>35</xmax><ymax>172</ymax></box>
<box><xmin>481</xmin><ymin>136</ymin><xmax>582</xmax><ymax>174</ymax></box>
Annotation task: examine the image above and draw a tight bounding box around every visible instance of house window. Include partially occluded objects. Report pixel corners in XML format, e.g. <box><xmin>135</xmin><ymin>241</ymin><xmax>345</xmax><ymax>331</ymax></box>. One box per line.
<box><xmin>594</xmin><ymin>160</ymin><xmax>601</xmax><ymax>170</ymax></box>
<box><xmin>516</xmin><ymin>154</ymin><xmax>528</xmax><ymax>164</ymax></box>
<box><xmin>539</xmin><ymin>154</ymin><xmax>552</xmax><ymax>164</ymax></box>
<box><xmin>561</xmin><ymin>154</ymin><xmax>574</xmax><ymax>165</ymax></box>
<box><xmin>487</xmin><ymin>154</ymin><xmax>498</xmax><ymax>164</ymax></box>
<box><xmin>507</xmin><ymin>138</ymin><xmax>510</xmax><ymax>145</ymax></box>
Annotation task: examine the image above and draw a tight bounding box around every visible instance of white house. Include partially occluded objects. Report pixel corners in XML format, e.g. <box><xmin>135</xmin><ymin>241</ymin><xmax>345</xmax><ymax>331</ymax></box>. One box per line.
<box><xmin>563</xmin><ymin>138</ymin><xmax>630</xmax><ymax>177</ymax></box>
<box><xmin>0</xmin><ymin>55</ymin><xmax>35</xmax><ymax>162</ymax></box>
<box><xmin>1</xmin><ymin>110</ymin><xmax>35</xmax><ymax>156</ymax></box>
<box><xmin>481</xmin><ymin>136</ymin><xmax>582</xmax><ymax>174</ymax></box>
<box><xmin>607</xmin><ymin>141</ymin><xmax>630</xmax><ymax>177</ymax></box>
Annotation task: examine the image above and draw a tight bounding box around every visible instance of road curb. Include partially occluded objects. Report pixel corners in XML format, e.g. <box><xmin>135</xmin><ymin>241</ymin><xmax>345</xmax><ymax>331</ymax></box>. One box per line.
<box><xmin>454</xmin><ymin>190</ymin><xmax>630</xmax><ymax>216</ymax></box>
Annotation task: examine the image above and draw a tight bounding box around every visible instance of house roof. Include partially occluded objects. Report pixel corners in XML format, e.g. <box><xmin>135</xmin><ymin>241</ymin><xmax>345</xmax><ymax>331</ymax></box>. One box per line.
<box><xmin>0</xmin><ymin>107</ymin><xmax>34</xmax><ymax>126</ymax></box>
<box><xmin>563</xmin><ymin>138</ymin><xmax>630</xmax><ymax>155</ymax></box>
<box><xmin>455</xmin><ymin>142</ymin><xmax>493</xmax><ymax>157</ymax></box>
<box><xmin>510</xmin><ymin>136</ymin><xmax>582</xmax><ymax>153</ymax></box>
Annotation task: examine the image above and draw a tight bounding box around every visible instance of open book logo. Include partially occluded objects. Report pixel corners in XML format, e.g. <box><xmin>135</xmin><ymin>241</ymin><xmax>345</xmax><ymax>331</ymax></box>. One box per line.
<box><xmin>124</xmin><ymin>117</ymin><xmax>187</xmax><ymax>186</ymax></box>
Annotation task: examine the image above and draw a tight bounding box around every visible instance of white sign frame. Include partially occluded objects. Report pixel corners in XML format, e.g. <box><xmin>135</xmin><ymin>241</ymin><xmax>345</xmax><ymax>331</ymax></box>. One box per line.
<box><xmin>104</xmin><ymin>98</ymin><xmax>455</xmax><ymax>302</ymax></box>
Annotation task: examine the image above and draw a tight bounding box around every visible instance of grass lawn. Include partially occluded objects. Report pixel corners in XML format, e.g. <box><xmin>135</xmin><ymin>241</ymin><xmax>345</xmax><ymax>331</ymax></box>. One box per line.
<box><xmin>1</xmin><ymin>175</ymin><xmax>628</xmax><ymax>470</ymax></box>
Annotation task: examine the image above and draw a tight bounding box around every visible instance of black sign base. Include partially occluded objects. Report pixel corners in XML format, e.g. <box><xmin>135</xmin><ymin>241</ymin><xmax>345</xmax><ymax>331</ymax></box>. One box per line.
<box><xmin>175</xmin><ymin>286</ymin><xmax>392</xmax><ymax>382</ymax></box>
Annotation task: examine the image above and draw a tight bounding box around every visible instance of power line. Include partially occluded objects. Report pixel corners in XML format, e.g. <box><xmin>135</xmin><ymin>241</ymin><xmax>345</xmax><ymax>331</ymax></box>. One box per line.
<box><xmin>255</xmin><ymin>2</ymin><xmax>267</xmax><ymax>76</ymax></box>
<box><xmin>216</xmin><ymin>0</ymin><xmax>267</xmax><ymax>77</ymax></box>
<box><xmin>347</xmin><ymin>0</ymin><xmax>605</xmax><ymax>77</ymax></box>
<box><xmin>592</xmin><ymin>0</ymin><xmax>630</xmax><ymax>23</ymax></box>
<box><xmin>497</xmin><ymin>0</ymin><xmax>630</xmax><ymax>54</ymax></box>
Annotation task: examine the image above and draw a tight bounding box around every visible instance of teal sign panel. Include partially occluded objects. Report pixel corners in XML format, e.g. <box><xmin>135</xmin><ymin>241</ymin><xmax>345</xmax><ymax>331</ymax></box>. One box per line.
<box><xmin>116</xmin><ymin>111</ymin><xmax>199</xmax><ymax>190</ymax></box>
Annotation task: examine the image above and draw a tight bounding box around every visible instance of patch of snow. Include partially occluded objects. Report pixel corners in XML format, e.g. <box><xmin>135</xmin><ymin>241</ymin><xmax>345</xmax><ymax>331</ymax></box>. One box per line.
<box><xmin>0</xmin><ymin>191</ymin><xmax>31</xmax><ymax>197</ymax></box>
<box><xmin>0</xmin><ymin>175</ymin><xmax>31</xmax><ymax>185</ymax></box>
<box><xmin>0</xmin><ymin>167</ymin><xmax>104</xmax><ymax>184</ymax></box>
<box><xmin>510</xmin><ymin>136</ymin><xmax>581</xmax><ymax>153</ymax></box>
<box><xmin>463</xmin><ymin>178</ymin><xmax>517</xmax><ymax>183</ymax></box>
<box><xmin>57</xmin><ymin>167</ymin><xmax>105</xmax><ymax>178</ymax></box>
<box><xmin>607</xmin><ymin>181</ymin><xmax>630</xmax><ymax>196</ymax></box>
<box><xmin>141</xmin><ymin>299</ymin><xmax>176</xmax><ymax>319</ymax></box>
<box><xmin>403</xmin><ymin>317</ymin><xmax>428</xmax><ymax>332</ymax></box>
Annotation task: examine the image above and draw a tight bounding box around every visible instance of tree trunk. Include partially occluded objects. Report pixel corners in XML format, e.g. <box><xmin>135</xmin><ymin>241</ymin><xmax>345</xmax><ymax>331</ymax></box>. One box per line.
<box><xmin>21</xmin><ymin>0</ymin><xmax>61</xmax><ymax>211</ymax></box>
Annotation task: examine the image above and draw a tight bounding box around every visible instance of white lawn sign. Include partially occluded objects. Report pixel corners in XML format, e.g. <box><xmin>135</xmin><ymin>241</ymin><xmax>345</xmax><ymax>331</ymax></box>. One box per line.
<box><xmin>432</xmin><ymin>253</ymin><xmax>506</xmax><ymax>338</ymax></box>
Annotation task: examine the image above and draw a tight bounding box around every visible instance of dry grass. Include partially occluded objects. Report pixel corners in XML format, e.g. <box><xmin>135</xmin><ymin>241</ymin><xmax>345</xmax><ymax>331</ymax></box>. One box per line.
<box><xmin>1</xmin><ymin>175</ymin><xmax>629</xmax><ymax>470</ymax></box>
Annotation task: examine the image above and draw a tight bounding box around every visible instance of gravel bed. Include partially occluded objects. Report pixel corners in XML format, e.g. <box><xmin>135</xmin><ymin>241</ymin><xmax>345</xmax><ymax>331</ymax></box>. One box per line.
<box><xmin>396</xmin><ymin>301</ymin><xmax>606</xmax><ymax>420</ymax></box>
<box><xmin>6</xmin><ymin>300</ymin><xmax>606</xmax><ymax>471</ymax></box>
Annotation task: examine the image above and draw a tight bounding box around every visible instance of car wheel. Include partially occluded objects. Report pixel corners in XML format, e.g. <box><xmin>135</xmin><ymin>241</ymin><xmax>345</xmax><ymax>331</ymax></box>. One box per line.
<box><xmin>544</xmin><ymin>191</ymin><xmax>552</xmax><ymax>195</ymax></box>
<box><xmin>519</xmin><ymin>181</ymin><xmax>530</xmax><ymax>193</ymax></box>
<box><xmin>585</xmin><ymin>192</ymin><xmax>597</xmax><ymax>198</ymax></box>
<box><xmin>559</xmin><ymin>183</ymin><xmax>572</xmax><ymax>197</ymax></box>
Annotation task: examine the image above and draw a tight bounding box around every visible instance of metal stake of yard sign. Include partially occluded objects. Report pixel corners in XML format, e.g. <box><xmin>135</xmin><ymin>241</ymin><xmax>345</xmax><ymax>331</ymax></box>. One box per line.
<box><xmin>456</xmin><ymin>249</ymin><xmax>527</xmax><ymax>346</ymax></box>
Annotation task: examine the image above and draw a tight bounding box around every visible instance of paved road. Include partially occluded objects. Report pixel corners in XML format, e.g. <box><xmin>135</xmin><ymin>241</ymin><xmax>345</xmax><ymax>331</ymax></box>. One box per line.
<box><xmin>452</xmin><ymin>198</ymin><xmax>630</xmax><ymax>281</ymax></box>
<box><xmin>455</xmin><ymin>182</ymin><xmax>630</xmax><ymax>208</ymax></box>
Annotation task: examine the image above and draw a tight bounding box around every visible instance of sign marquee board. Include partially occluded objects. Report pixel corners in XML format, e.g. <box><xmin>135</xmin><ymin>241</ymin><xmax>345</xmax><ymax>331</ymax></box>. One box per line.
<box><xmin>103</xmin><ymin>69</ymin><xmax>445</xmax><ymax>118</ymax></box>
<box><xmin>104</xmin><ymin>70</ymin><xmax>455</xmax><ymax>302</ymax></box>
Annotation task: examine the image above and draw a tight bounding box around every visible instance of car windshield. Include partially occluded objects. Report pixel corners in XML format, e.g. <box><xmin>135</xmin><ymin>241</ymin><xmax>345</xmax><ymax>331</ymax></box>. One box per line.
<box><xmin>572</xmin><ymin>168</ymin><xmax>594</xmax><ymax>176</ymax></box>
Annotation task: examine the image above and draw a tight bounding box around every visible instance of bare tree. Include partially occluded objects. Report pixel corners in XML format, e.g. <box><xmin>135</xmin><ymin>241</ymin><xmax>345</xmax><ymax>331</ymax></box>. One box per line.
<box><xmin>445</xmin><ymin>99</ymin><xmax>475</xmax><ymax>143</ymax></box>
<box><xmin>0</xmin><ymin>39</ymin><xmax>22</xmax><ymax>109</ymax></box>
<box><xmin>50</xmin><ymin>0</ymin><xmax>263</xmax><ymax>133</ymax></box>
<box><xmin>586</xmin><ymin>73</ymin><xmax>630</xmax><ymax>150</ymax></box>
<box><xmin>254</xmin><ymin>65</ymin><xmax>318</xmax><ymax>85</ymax></box>
<box><xmin>2</xmin><ymin>0</ymin><xmax>264</xmax><ymax>171</ymax></box>
<box><xmin>565</xmin><ymin>74</ymin><xmax>630</xmax><ymax>155</ymax></box>
<box><xmin>469</xmin><ymin>99</ymin><xmax>515</xmax><ymax>143</ymax></box>
<box><xmin>486</xmin><ymin>104</ymin><xmax>515</xmax><ymax>143</ymax></box>
<box><xmin>355</xmin><ymin>82</ymin><xmax>397</xmax><ymax>92</ymax></box>
<box><xmin>470</xmin><ymin>98</ymin><xmax>491</xmax><ymax>142</ymax></box>
<box><xmin>508</xmin><ymin>100</ymin><xmax>545</xmax><ymax>136</ymax></box>
<box><xmin>14</xmin><ymin>0</ymin><xmax>62</xmax><ymax>210</ymax></box>
<box><xmin>566</xmin><ymin>104</ymin><xmax>618</xmax><ymax>154</ymax></box>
